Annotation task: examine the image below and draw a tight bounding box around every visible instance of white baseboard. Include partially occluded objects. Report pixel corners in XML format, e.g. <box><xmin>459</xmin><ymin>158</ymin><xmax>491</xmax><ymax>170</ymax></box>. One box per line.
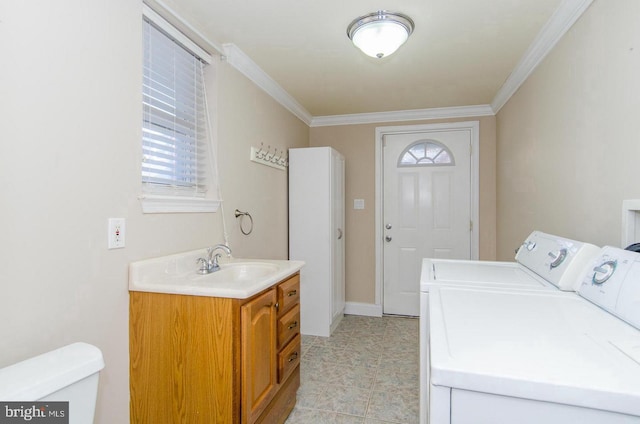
<box><xmin>344</xmin><ymin>302</ymin><xmax>383</xmax><ymax>317</ymax></box>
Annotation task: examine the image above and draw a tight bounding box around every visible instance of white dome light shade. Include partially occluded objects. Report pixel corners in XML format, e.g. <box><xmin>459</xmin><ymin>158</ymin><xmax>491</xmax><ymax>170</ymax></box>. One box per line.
<box><xmin>352</xmin><ymin>21</ymin><xmax>408</xmax><ymax>58</ymax></box>
<box><xmin>347</xmin><ymin>11</ymin><xmax>414</xmax><ymax>59</ymax></box>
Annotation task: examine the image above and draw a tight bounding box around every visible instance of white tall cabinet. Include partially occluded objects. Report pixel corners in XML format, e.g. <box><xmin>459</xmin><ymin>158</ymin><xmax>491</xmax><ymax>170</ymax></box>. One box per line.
<box><xmin>289</xmin><ymin>147</ymin><xmax>345</xmax><ymax>337</ymax></box>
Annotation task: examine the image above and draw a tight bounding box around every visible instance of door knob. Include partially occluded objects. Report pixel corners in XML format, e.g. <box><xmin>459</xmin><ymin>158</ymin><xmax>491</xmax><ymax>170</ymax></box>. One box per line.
<box><xmin>385</xmin><ymin>236</ymin><xmax>392</xmax><ymax>242</ymax></box>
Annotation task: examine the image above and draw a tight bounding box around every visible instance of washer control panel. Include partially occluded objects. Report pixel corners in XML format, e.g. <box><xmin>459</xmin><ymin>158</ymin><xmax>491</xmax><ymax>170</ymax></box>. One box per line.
<box><xmin>578</xmin><ymin>246</ymin><xmax>640</xmax><ymax>330</ymax></box>
<box><xmin>516</xmin><ymin>231</ymin><xmax>600</xmax><ymax>290</ymax></box>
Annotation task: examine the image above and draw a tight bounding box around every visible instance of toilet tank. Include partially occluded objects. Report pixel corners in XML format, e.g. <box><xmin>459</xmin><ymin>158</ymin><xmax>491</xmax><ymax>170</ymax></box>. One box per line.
<box><xmin>0</xmin><ymin>342</ymin><xmax>105</xmax><ymax>424</ymax></box>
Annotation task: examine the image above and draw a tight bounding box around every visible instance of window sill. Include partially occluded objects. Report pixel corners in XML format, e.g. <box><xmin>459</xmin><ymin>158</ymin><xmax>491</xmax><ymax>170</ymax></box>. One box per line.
<box><xmin>139</xmin><ymin>194</ymin><xmax>221</xmax><ymax>214</ymax></box>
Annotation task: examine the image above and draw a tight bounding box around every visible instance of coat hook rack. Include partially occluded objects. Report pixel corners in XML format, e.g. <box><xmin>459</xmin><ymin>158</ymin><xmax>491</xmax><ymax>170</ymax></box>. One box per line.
<box><xmin>250</xmin><ymin>143</ymin><xmax>288</xmax><ymax>170</ymax></box>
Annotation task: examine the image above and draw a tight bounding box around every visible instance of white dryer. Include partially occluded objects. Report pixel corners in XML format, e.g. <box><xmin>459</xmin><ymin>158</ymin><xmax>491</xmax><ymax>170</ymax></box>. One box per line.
<box><xmin>427</xmin><ymin>246</ymin><xmax>640</xmax><ymax>424</ymax></box>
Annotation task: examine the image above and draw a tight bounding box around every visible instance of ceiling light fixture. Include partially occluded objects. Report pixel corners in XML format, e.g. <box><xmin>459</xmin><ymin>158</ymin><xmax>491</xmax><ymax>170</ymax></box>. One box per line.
<box><xmin>347</xmin><ymin>11</ymin><xmax>415</xmax><ymax>59</ymax></box>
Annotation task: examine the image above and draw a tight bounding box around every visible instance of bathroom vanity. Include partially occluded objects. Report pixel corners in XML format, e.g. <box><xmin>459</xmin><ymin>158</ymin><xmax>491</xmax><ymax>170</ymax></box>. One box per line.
<box><xmin>128</xmin><ymin>251</ymin><xmax>304</xmax><ymax>424</ymax></box>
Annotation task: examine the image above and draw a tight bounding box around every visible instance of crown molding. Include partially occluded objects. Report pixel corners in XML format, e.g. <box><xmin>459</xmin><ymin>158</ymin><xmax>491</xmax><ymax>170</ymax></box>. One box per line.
<box><xmin>222</xmin><ymin>0</ymin><xmax>593</xmax><ymax>127</ymax></box>
<box><xmin>222</xmin><ymin>44</ymin><xmax>313</xmax><ymax>126</ymax></box>
<box><xmin>310</xmin><ymin>105</ymin><xmax>495</xmax><ymax>127</ymax></box>
<box><xmin>221</xmin><ymin>45</ymin><xmax>492</xmax><ymax>128</ymax></box>
<box><xmin>491</xmin><ymin>0</ymin><xmax>594</xmax><ymax>113</ymax></box>
<box><xmin>143</xmin><ymin>0</ymin><xmax>224</xmax><ymax>56</ymax></box>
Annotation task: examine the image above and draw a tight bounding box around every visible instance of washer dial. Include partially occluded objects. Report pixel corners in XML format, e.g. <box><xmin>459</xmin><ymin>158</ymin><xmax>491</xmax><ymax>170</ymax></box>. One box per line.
<box><xmin>592</xmin><ymin>260</ymin><xmax>617</xmax><ymax>285</ymax></box>
<box><xmin>548</xmin><ymin>248</ymin><xmax>568</xmax><ymax>269</ymax></box>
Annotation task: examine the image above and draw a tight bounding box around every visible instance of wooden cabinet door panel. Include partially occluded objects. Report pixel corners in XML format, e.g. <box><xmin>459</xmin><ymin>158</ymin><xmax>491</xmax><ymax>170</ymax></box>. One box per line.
<box><xmin>241</xmin><ymin>289</ymin><xmax>278</xmax><ymax>424</ymax></box>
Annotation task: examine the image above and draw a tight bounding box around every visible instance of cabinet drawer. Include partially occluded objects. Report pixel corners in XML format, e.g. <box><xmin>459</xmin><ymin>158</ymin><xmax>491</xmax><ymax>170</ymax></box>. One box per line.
<box><xmin>277</xmin><ymin>304</ymin><xmax>300</xmax><ymax>349</ymax></box>
<box><xmin>278</xmin><ymin>334</ymin><xmax>301</xmax><ymax>384</ymax></box>
<box><xmin>277</xmin><ymin>274</ymin><xmax>300</xmax><ymax>316</ymax></box>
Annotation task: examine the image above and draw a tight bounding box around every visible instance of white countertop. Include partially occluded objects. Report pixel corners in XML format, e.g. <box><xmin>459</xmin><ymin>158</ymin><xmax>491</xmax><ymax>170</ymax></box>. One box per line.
<box><xmin>129</xmin><ymin>249</ymin><xmax>305</xmax><ymax>299</ymax></box>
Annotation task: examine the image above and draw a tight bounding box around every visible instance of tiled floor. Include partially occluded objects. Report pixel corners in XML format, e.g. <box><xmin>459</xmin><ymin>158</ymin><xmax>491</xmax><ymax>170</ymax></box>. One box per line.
<box><xmin>286</xmin><ymin>315</ymin><xmax>420</xmax><ymax>424</ymax></box>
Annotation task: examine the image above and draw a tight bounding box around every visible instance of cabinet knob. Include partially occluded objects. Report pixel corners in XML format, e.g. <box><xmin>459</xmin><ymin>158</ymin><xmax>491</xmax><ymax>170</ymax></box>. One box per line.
<box><xmin>274</xmin><ymin>302</ymin><xmax>279</xmax><ymax>311</ymax></box>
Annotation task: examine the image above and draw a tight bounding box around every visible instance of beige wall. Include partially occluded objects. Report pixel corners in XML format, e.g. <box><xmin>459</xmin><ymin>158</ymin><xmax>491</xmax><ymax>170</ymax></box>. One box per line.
<box><xmin>217</xmin><ymin>60</ymin><xmax>309</xmax><ymax>260</ymax></box>
<box><xmin>310</xmin><ymin>116</ymin><xmax>496</xmax><ymax>304</ymax></box>
<box><xmin>496</xmin><ymin>0</ymin><xmax>640</xmax><ymax>260</ymax></box>
<box><xmin>0</xmin><ymin>1</ymin><xmax>307</xmax><ymax>423</ymax></box>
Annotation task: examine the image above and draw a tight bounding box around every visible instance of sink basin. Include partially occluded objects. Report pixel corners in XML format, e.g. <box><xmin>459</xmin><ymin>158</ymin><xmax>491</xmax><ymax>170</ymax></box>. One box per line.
<box><xmin>189</xmin><ymin>262</ymin><xmax>280</xmax><ymax>282</ymax></box>
<box><xmin>129</xmin><ymin>249</ymin><xmax>305</xmax><ymax>299</ymax></box>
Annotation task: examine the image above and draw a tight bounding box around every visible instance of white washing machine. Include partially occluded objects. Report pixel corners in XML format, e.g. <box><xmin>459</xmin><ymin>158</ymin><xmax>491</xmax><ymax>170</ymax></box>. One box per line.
<box><xmin>423</xmin><ymin>231</ymin><xmax>600</xmax><ymax>293</ymax></box>
<box><xmin>427</xmin><ymin>246</ymin><xmax>640</xmax><ymax>424</ymax></box>
<box><xmin>419</xmin><ymin>231</ymin><xmax>600</xmax><ymax>423</ymax></box>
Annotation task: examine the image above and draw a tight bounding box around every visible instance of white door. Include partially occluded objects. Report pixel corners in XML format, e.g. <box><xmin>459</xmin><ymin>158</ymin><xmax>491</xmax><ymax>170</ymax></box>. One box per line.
<box><xmin>383</xmin><ymin>130</ymin><xmax>472</xmax><ymax>316</ymax></box>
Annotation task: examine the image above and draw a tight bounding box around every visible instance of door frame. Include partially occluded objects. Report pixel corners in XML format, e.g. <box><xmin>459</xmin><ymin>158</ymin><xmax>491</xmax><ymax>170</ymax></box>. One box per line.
<box><xmin>374</xmin><ymin>121</ymin><xmax>480</xmax><ymax>311</ymax></box>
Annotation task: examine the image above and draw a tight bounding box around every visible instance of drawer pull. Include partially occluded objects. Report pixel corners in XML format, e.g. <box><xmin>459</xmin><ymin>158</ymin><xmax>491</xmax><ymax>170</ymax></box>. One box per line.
<box><xmin>287</xmin><ymin>290</ymin><xmax>297</xmax><ymax>297</ymax></box>
<box><xmin>288</xmin><ymin>321</ymin><xmax>298</xmax><ymax>330</ymax></box>
<box><xmin>288</xmin><ymin>352</ymin><xmax>299</xmax><ymax>362</ymax></box>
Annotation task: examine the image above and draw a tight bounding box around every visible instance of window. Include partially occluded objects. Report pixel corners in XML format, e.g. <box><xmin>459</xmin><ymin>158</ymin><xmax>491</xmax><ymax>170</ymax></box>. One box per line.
<box><xmin>141</xmin><ymin>6</ymin><xmax>219</xmax><ymax>213</ymax></box>
<box><xmin>397</xmin><ymin>139</ymin><xmax>455</xmax><ymax>167</ymax></box>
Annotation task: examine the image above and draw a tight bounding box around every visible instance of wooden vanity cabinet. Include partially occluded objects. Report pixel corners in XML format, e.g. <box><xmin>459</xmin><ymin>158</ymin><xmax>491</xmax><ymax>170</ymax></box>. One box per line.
<box><xmin>129</xmin><ymin>272</ymin><xmax>301</xmax><ymax>424</ymax></box>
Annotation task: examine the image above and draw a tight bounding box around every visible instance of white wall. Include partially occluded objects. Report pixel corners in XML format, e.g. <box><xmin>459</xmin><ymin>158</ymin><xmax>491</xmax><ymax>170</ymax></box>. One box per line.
<box><xmin>496</xmin><ymin>0</ymin><xmax>640</xmax><ymax>259</ymax></box>
<box><xmin>0</xmin><ymin>1</ymin><xmax>308</xmax><ymax>423</ymax></box>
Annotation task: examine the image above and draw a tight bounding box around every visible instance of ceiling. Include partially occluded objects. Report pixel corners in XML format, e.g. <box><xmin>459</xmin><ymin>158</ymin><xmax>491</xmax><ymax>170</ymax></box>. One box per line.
<box><xmin>156</xmin><ymin>0</ymin><xmax>564</xmax><ymax>118</ymax></box>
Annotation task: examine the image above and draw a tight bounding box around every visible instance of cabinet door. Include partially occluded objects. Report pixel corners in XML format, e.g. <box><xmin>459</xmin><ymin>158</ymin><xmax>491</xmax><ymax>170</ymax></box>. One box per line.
<box><xmin>241</xmin><ymin>289</ymin><xmax>278</xmax><ymax>424</ymax></box>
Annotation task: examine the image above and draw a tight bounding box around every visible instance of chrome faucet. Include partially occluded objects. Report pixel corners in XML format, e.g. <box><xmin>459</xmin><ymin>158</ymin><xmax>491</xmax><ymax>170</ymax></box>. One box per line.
<box><xmin>196</xmin><ymin>244</ymin><xmax>232</xmax><ymax>274</ymax></box>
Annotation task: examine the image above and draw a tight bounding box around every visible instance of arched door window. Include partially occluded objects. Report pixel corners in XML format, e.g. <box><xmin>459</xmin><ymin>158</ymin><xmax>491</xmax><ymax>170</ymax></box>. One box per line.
<box><xmin>397</xmin><ymin>139</ymin><xmax>455</xmax><ymax>167</ymax></box>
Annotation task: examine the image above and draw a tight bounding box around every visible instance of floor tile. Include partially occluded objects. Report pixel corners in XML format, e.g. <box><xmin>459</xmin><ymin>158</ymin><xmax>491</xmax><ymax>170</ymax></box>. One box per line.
<box><xmin>287</xmin><ymin>315</ymin><xmax>420</xmax><ymax>424</ymax></box>
<box><xmin>366</xmin><ymin>387</ymin><xmax>420</xmax><ymax>423</ymax></box>
<box><xmin>287</xmin><ymin>407</ymin><xmax>365</xmax><ymax>423</ymax></box>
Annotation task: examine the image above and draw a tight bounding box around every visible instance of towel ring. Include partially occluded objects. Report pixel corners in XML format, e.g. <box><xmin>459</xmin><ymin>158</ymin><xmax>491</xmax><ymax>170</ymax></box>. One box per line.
<box><xmin>235</xmin><ymin>209</ymin><xmax>254</xmax><ymax>235</ymax></box>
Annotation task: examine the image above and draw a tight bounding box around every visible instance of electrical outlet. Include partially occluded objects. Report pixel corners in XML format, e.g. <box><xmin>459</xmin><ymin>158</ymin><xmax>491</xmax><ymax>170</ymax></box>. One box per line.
<box><xmin>108</xmin><ymin>218</ymin><xmax>126</xmax><ymax>249</ymax></box>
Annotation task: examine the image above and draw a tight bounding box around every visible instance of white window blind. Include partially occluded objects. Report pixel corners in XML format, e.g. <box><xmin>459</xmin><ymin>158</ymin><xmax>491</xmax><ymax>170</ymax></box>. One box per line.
<box><xmin>142</xmin><ymin>16</ymin><xmax>208</xmax><ymax>196</ymax></box>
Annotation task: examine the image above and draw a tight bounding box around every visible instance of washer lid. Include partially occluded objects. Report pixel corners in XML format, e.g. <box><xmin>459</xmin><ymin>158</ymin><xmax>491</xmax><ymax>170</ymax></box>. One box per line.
<box><xmin>429</xmin><ymin>286</ymin><xmax>640</xmax><ymax>417</ymax></box>
<box><xmin>421</xmin><ymin>258</ymin><xmax>550</xmax><ymax>293</ymax></box>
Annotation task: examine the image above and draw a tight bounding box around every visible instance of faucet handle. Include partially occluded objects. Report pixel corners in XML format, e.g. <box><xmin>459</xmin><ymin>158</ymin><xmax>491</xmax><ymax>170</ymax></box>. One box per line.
<box><xmin>196</xmin><ymin>257</ymin><xmax>209</xmax><ymax>274</ymax></box>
